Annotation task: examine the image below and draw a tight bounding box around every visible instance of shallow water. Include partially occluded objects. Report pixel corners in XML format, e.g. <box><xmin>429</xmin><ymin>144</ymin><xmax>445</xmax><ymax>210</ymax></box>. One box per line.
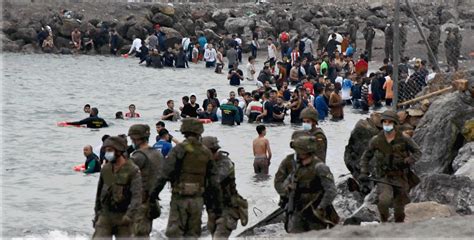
<box><xmin>1</xmin><ymin>53</ymin><xmax>373</xmax><ymax>238</ymax></box>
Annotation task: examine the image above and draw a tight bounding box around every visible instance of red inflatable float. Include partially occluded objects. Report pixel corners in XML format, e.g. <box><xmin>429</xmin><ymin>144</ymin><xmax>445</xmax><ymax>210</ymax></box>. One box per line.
<box><xmin>73</xmin><ymin>164</ymin><xmax>85</xmax><ymax>172</ymax></box>
<box><xmin>198</xmin><ymin>119</ymin><xmax>212</xmax><ymax>124</ymax></box>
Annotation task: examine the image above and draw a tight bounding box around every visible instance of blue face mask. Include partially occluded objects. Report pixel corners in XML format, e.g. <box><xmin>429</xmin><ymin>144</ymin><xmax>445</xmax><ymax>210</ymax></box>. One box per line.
<box><xmin>302</xmin><ymin>122</ymin><xmax>312</xmax><ymax>131</ymax></box>
<box><xmin>105</xmin><ymin>151</ymin><xmax>116</xmax><ymax>162</ymax></box>
<box><xmin>383</xmin><ymin>124</ymin><xmax>394</xmax><ymax>133</ymax></box>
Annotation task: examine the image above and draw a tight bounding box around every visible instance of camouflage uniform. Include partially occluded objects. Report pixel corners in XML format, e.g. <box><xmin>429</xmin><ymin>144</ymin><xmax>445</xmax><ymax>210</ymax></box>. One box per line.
<box><xmin>360</xmin><ymin>110</ymin><xmax>421</xmax><ymax>222</ymax></box>
<box><xmin>275</xmin><ymin>136</ymin><xmax>339</xmax><ymax>233</ymax></box>
<box><xmin>348</xmin><ymin>21</ymin><xmax>358</xmax><ymax>49</ymax></box>
<box><xmin>128</xmin><ymin>124</ymin><xmax>164</xmax><ymax>238</ymax></box>
<box><xmin>384</xmin><ymin>24</ymin><xmax>393</xmax><ymax>60</ymax></box>
<box><xmin>344</xmin><ymin>113</ymin><xmax>382</xmax><ymax>179</ymax></box>
<box><xmin>202</xmin><ymin>136</ymin><xmax>248</xmax><ymax>239</ymax></box>
<box><xmin>93</xmin><ymin>137</ymin><xmax>143</xmax><ymax>239</ymax></box>
<box><xmin>151</xmin><ymin>119</ymin><xmax>222</xmax><ymax>238</ymax></box>
<box><xmin>444</xmin><ymin>28</ymin><xmax>458</xmax><ymax>71</ymax></box>
<box><xmin>291</xmin><ymin>108</ymin><xmax>327</xmax><ymax>162</ymax></box>
<box><xmin>427</xmin><ymin>24</ymin><xmax>441</xmax><ymax>65</ymax></box>
<box><xmin>399</xmin><ymin>24</ymin><xmax>407</xmax><ymax>59</ymax></box>
<box><xmin>318</xmin><ymin>25</ymin><xmax>329</xmax><ymax>51</ymax></box>
<box><xmin>363</xmin><ymin>25</ymin><xmax>376</xmax><ymax>61</ymax></box>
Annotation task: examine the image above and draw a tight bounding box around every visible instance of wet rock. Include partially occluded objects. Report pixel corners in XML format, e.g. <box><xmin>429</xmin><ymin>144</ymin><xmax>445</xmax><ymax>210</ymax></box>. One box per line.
<box><xmin>11</xmin><ymin>27</ymin><xmax>37</xmax><ymax>44</ymax></box>
<box><xmin>369</xmin><ymin>2</ymin><xmax>384</xmax><ymax>11</ymax></box>
<box><xmin>58</xmin><ymin>19</ymin><xmax>81</xmax><ymax>37</ymax></box>
<box><xmin>312</xmin><ymin>17</ymin><xmax>343</xmax><ymax>27</ymax></box>
<box><xmin>203</xmin><ymin>29</ymin><xmax>221</xmax><ymax>42</ymax></box>
<box><xmin>151</xmin><ymin>13</ymin><xmax>174</xmax><ymax>28</ymax></box>
<box><xmin>439</xmin><ymin>8</ymin><xmax>458</xmax><ymax>24</ymax></box>
<box><xmin>452</xmin><ymin>142</ymin><xmax>474</xmax><ymax>180</ymax></box>
<box><xmin>410</xmin><ymin>174</ymin><xmax>473</xmax><ymax>215</ymax></box>
<box><xmin>159</xmin><ymin>5</ymin><xmax>175</xmax><ymax>16</ymax></box>
<box><xmin>375</xmin><ymin>9</ymin><xmax>388</xmax><ymax>19</ymax></box>
<box><xmin>1</xmin><ymin>21</ymin><xmax>17</xmax><ymax>35</ymax></box>
<box><xmin>462</xmin><ymin>119</ymin><xmax>474</xmax><ymax>142</ymax></box>
<box><xmin>59</xmin><ymin>47</ymin><xmax>73</xmax><ymax>54</ymax></box>
<box><xmin>413</xmin><ymin>92</ymin><xmax>474</xmax><ymax>175</ymax></box>
<box><xmin>404</xmin><ymin>201</ymin><xmax>457</xmax><ymax>223</ymax></box>
<box><xmin>224</xmin><ymin>17</ymin><xmax>255</xmax><ymax>35</ymax></box>
<box><xmin>21</xmin><ymin>43</ymin><xmax>40</xmax><ymax>54</ymax></box>
<box><xmin>204</xmin><ymin>21</ymin><xmax>217</xmax><ymax>31</ymax></box>
<box><xmin>54</xmin><ymin>36</ymin><xmax>71</xmax><ymax>49</ymax></box>
<box><xmin>343</xmin><ymin>202</ymin><xmax>379</xmax><ymax>225</ymax></box>
<box><xmin>2</xmin><ymin>41</ymin><xmax>21</xmax><ymax>52</ymax></box>
<box><xmin>333</xmin><ymin>176</ymin><xmax>364</xmax><ymax>220</ymax></box>
<box><xmin>160</xmin><ymin>27</ymin><xmax>182</xmax><ymax>48</ymax></box>
<box><xmin>367</xmin><ymin>15</ymin><xmax>387</xmax><ymax>30</ymax></box>
<box><xmin>212</xmin><ymin>9</ymin><xmax>230</xmax><ymax>24</ymax></box>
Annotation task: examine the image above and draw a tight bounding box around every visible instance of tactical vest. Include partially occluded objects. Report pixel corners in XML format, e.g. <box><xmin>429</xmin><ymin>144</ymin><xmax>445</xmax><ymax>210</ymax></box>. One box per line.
<box><xmin>296</xmin><ymin>161</ymin><xmax>324</xmax><ymax>195</ymax></box>
<box><xmin>130</xmin><ymin>148</ymin><xmax>162</xmax><ymax>198</ymax></box>
<box><xmin>372</xmin><ymin>132</ymin><xmax>411</xmax><ymax>176</ymax></box>
<box><xmin>101</xmin><ymin>161</ymin><xmax>138</xmax><ymax>213</ymax></box>
<box><xmin>173</xmin><ymin>141</ymin><xmax>211</xmax><ymax>196</ymax></box>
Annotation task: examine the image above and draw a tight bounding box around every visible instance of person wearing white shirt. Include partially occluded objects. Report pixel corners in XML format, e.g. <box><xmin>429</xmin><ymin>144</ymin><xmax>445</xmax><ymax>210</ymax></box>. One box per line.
<box><xmin>246</xmin><ymin>56</ymin><xmax>257</xmax><ymax>81</ymax></box>
<box><xmin>128</xmin><ymin>36</ymin><xmax>142</xmax><ymax>55</ymax></box>
<box><xmin>204</xmin><ymin>43</ymin><xmax>217</xmax><ymax>68</ymax></box>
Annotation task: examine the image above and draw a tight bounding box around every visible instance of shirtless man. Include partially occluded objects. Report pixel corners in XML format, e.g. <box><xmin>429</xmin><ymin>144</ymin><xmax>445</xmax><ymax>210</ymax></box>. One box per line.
<box><xmin>71</xmin><ymin>28</ymin><xmax>82</xmax><ymax>51</ymax></box>
<box><xmin>253</xmin><ymin>125</ymin><xmax>272</xmax><ymax>174</ymax></box>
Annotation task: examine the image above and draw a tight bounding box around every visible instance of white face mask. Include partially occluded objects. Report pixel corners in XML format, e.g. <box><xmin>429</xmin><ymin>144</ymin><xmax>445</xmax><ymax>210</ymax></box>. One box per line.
<box><xmin>383</xmin><ymin>124</ymin><xmax>394</xmax><ymax>133</ymax></box>
<box><xmin>302</xmin><ymin>122</ymin><xmax>312</xmax><ymax>131</ymax></box>
<box><xmin>105</xmin><ymin>151</ymin><xmax>116</xmax><ymax>162</ymax></box>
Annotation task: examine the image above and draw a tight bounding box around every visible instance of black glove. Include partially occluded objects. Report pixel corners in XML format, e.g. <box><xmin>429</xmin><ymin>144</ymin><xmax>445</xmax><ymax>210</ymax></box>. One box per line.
<box><xmin>149</xmin><ymin>200</ymin><xmax>161</xmax><ymax>219</ymax></box>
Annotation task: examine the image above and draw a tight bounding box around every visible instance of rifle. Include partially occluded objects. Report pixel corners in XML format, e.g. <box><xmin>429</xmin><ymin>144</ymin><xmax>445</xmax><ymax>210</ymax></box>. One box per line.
<box><xmin>236</xmin><ymin>207</ymin><xmax>285</xmax><ymax>237</ymax></box>
<box><xmin>347</xmin><ymin>176</ymin><xmax>402</xmax><ymax>193</ymax></box>
<box><xmin>286</xmin><ymin>153</ymin><xmax>299</xmax><ymax>215</ymax></box>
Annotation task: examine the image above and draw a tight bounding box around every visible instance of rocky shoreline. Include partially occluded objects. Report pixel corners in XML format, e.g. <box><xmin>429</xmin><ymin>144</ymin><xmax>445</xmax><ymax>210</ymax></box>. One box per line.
<box><xmin>2</xmin><ymin>1</ymin><xmax>474</xmax><ymax>56</ymax></box>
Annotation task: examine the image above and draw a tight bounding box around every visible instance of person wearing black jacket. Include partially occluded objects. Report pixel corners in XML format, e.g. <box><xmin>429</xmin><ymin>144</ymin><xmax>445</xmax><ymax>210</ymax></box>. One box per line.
<box><xmin>109</xmin><ymin>29</ymin><xmax>120</xmax><ymax>55</ymax></box>
<box><xmin>67</xmin><ymin>107</ymin><xmax>108</xmax><ymax>128</ymax></box>
<box><xmin>175</xmin><ymin>48</ymin><xmax>189</xmax><ymax>68</ymax></box>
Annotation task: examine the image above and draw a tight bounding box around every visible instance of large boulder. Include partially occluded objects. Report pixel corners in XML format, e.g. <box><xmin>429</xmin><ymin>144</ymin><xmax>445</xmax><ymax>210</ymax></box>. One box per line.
<box><xmin>413</xmin><ymin>92</ymin><xmax>474</xmax><ymax>175</ymax></box>
<box><xmin>292</xmin><ymin>18</ymin><xmax>317</xmax><ymax>39</ymax></box>
<box><xmin>212</xmin><ymin>9</ymin><xmax>231</xmax><ymax>24</ymax></box>
<box><xmin>159</xmin><ymin>5</ymin><xmax>175</xmax><ymax>16</ymax></box>
<box><xmin>151</xmin><ymin>13</ymin><xmax>174</xmax><ymax>28</ymax></box>
<box><xmin>203</xmin><ymin>29</ymin><xmax>221</xmax><ymax>42</ymax></box>
<box><xmin>204</xmin><ymin>21</ymin><xmax>217</xmax><ymax>31</ymax></box>
<box><xmin>453</xmin><ymin>142</ymin><xmax>474</xmax><ymax>180</ymax></box>
<box><xmin>312</xmin><ymin>17</ymin><xmax>343</xmax><ymax>28</ymax></box>
<box><xmin>224</xmin><ymin>17</ymin><xmax>255</xmax><ymax>35</ymax></box>
<box><xmin>404</xmin><ymin>201</ymin><xmax>458</xmax><ymax>223</ymax></box>
<box><xmin>54</xmin><ymin>36</ymin><xmax>71</xmax><ymax>49</ymax></box>
<box><xmin>11</xmin><ymin>27</ymin><xmax>37</xmax><ymax>44</ymax></box>
<box><xmin>191</xmin><ymin>8</ymin><xmax>210</xmax><ymax>21</ymax></box>
<box><xmin>1</xmin><ymin>21</ymin><xmax>17</xmax><ymax>35</ymax></box>
<box><xmin>160</xmin><ymin>27</ymin><xmax>182</xmax><ymax>48</ymax></box>
<box><xmin>367</xmin><ymin>15</ymin><xmax>387</xmax><ymax>30</ymax></box>
<box><xmin>21</xmin><ymin>43</ymin><xmax>40</xmax><ymax>54</ymax></box>
<box><xmin>410</xmin><ymin>174</ymin><xmax>473</xmax><ymax>215</ymax></box>
<box><xmin>58</xmin><ymin>19</ymin><xmax>80</xmax><ymax>38</ymax></box>
<box><xmin>369</xmin><ymin>2</ymin><xmax>384</xmax><ymax>11</ymax></box>
<box><xmin>333</xmin><ymin>176</ymin><xmax>365</xmax><ymax>220</ymax></box>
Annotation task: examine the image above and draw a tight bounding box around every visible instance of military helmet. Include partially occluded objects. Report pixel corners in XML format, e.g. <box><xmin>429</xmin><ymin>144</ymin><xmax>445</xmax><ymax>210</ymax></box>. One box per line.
<box><xmin>299</xmin><ymin>107</ymin><xmax>318</xmax><ymax>123</ymax></box>
<box><xmin>128</xmin><ymin>124</ymin><xmax>151</xmax><ymax>138</ymax></box>
<box><xmin>202</xmin><ymin>136</ymin><xmax>220</xmax><ymax>151</ymax></box>
<box><xmin>290</xmin><ymin>136</ymin><xmax>317</xmax><ymax>154</ymax></box>
<box><xmin>102</xmin><ymin>136</ymin><xmax>128</xmax><ymax>152</ymax></box>
<box><xmin>381</xmin><ymin>110</ymin><xmax>400</xmax><ymax>125</ymax></box>
<box><xmin>180</xmin><ymin>118</ymin><xmax>204</xmax><ymax>135</ymax></box>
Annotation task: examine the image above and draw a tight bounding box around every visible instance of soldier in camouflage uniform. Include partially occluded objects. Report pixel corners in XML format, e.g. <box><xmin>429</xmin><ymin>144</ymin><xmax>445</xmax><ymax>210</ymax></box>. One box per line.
<box><xmin>347</xmin><ymin>19</ymin><xmax>358</xmax><ymax>49</ymax></box>
<box><xmin>202</xmin><ymin>136</ymin><xmax>248</xmax><ymax>239</ymax></box>
<box><xmin>151</xmin><ymin>118</ymin><xmax>222</xmax><ymax>238</ymax></box>
<box><xmin>359</xmin><ymin>110</ymin><xmax>421</xmax><ymax>223</ymax></box>
<box><xmin>93</xmin><ymin>136</ymin><xmax>142</xmax><ymax>239</ymax></box>
<box><xmin>363</xmin><ymin>23</ymin><xmax>376</xmax><ymax>61</ymax></box>
<box><xmin>291</xmin><ymin>107</ymin><xmax>327</xmax><ymax>162</ymax></box>
<box><xmin>399</xmin><ymin>23</ymin><xmax>407</xmax><ymax>60</ymax></box>
<box><xmin>427</xmin><ymin>24</ymin><xmax>441</xmax><ymax>66</ymax></box>
<box><xmin>318</xmin><ymin>24</ymin><xmax>329</xmax><ymax>51</ymax></box>
<box><xmin>444</xmin><ymin>27</ymin><xmax>458</xmax><ymax>71</ymax></box>
<box><xmin>275</xmin><ymin>135</ymin><xmax>339</xmax><ymax>233</ymax></box>
<box><xmin>127</xmin><ymin>124</ymin><xmax>163</xmax><ymax>238</ymax></box>
<box><xmin>344</xmin><ymin>112</ymin><xmax>382</xmax><ymax>179</ymax></box>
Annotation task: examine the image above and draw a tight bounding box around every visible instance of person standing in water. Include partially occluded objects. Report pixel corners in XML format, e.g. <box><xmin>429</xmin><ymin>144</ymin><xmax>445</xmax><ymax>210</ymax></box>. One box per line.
<box><xmin>252</xmin><ymin>125</ymin><xmax>272</xmax><ymax>174</ymax></box>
